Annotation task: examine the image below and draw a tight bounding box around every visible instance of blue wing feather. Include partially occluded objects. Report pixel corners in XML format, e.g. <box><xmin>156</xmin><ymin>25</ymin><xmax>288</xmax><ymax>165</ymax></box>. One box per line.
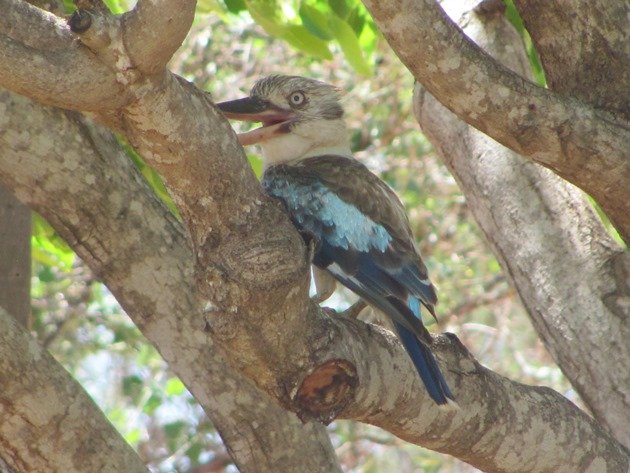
<box><xmin>263</xmin><ymin>161</ymin><xmax>455</xmax><ymax>404</ymax></box>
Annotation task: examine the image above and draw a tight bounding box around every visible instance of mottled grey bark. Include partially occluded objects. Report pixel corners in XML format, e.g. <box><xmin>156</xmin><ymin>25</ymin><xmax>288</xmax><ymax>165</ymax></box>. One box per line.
<box><xmin>0</xmin><ymin>185</ymin><xmax>30</xmax><ymax>328</ymax></box>
<box><xmin>0</xmin><ymin>306</ymin><xmax>149</xmax><ymax>473</ymax></box>
<box><xmin>0</xmin><ymin>89</ymin><xmax>341</xmax><ymax>473</ymax></box>
<box><xmin>514</xmin><ymin>0</ymin><xmax>629</xmax><ymax>120</ymax></box>
<box><xmin>413</xmin><ymin>0</ymin><xmax>630</xmax><ymax>450</ymax></box>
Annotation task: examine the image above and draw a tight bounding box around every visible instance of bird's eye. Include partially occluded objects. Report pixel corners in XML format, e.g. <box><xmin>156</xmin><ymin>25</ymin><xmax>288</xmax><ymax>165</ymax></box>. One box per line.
<box><xmin>289</xmin><ymin>91</ymin><xmax>306</xmax><ymax>106</ymax></box>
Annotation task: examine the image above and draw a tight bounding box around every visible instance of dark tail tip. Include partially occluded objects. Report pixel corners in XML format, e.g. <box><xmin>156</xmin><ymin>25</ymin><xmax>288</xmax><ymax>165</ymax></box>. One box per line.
<box><xmin>394</xmin><ymin>322</ymin><xmax>456</xmax><ymax>406</ymax></box>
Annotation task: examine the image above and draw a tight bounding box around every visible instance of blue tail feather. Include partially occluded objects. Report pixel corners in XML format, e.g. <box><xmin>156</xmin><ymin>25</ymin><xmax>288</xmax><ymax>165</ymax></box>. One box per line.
<box><xmin>394</xmin><ymin>317</ymin><xmax>454</xmax><ymax>405</ymax></box>
<box><xmin>394</xmin><ymin>322</ymin><xmax>454</xmax><ymax>404</ymax></box>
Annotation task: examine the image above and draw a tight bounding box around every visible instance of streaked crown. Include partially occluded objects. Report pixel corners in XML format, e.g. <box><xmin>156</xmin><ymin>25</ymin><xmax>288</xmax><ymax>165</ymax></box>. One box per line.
<box><xmin>250</xmin><ymin>75</ymin><xmax>344</xmax><ymax>122</ymax></box>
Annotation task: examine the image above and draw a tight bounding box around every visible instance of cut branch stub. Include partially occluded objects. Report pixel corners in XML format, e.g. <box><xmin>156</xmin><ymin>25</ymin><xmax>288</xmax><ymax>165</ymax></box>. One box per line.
<box><xmin>295</xmin><ymin>359</ymin><xmax>358</xmax><ymax>424</ymax></box>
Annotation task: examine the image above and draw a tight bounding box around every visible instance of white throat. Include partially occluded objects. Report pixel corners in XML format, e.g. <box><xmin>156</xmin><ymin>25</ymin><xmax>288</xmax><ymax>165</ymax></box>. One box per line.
<box><xmin>259</xmin><ymin>118</ymin><xmax>352</xmax><ymax>168</ymax></box>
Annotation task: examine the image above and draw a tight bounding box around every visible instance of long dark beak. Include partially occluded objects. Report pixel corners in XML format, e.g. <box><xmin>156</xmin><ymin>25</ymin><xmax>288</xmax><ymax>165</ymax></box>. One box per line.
<box><xmin>216</xmin><ymin>97</ymin><xmax>294</xmax><ymax>146</ymax></box>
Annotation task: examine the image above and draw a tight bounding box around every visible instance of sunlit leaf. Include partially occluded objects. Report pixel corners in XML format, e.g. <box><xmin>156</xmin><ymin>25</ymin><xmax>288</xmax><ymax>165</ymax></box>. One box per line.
<box><xmin>103</xmin><ymin>0</ymin><xmax>127</xmax><ymax>14</ymax></box>
<box><xmin>137</xmin><ymin>344</ymin><xmax>158</xmax><ymax>366</ymax></box>
<box><xmin>223</xmin><ymin>0</ymin><xmax>246</xmax><ymax>14</ymax></box>
<box><xmin>283</xmin><ymin>24</ymin><xmax>332</xmax><ymax>59</ymax></box>
<box><xmin>329</xmin><ymin>16</ymin><xmax>371</xmax><ymax>75</ymax></box>
<box><xmin>347</xmin><ymin>5</ymin><xmax>365</xmax><ymax>35</ymax></box>
<box><xmin>246</xmin><ymin>1</ymin><xmax>286</xmax><ymax>37</ymax></box>
<box><xmin>125</xmin><ymin>428</ymin><xmax>142</xmax><ymax>446</ymax></box>
<box><xmin>248</xmin><ymin>154</ymin><xmax>264</xmax><ymax>178</ymax></box>
<box><xmin>121</xmin><ymin>140</ymin><xmax>180</xmax><ymax>217</ymax></box>
<box><xmin>143</xmin><ymin>392</ymin><xmax>163</xmax><ymax>415</ymax></box>
<box><xmin>328</xmin><ymin>0</ymin><xmax>350</xmax><ymax>19</ymax></box>
<box><xmin>165</xmin><ymin>377</ymin><xmax>187</xmax><ymax>396</ymax></box>
<box><xmin>299</xmin><ymin>4</ymin><xmax>334</xmax><ymax>40</ymax></box>
<box><xmin>503</xmin><ymin>0</ymin><xmax>545</xmax><ymax>85</ymax></box>
<box><xmin>32</xmin><ymin>214</ymin><xmax>74</xmax><ymax>270</ymax></box>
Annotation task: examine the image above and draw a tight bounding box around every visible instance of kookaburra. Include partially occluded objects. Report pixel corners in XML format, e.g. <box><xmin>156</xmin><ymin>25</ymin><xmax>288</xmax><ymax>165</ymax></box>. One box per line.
<box><xmin>217</xmin><ymin>75</ymin><xmax>455</xmax><ymax>406</ymax></box>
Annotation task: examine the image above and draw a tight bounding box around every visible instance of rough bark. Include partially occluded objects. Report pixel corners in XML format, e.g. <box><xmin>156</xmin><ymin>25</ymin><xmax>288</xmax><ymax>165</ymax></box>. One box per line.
<box><xmin>0</xmin><ymin>1</ymin><xmax>628</xmax><ymax>472</ymax></box>
<box><xmin>0</xmin><ymin>90</ymin><xmax>341</xmax><ymax>473</ymax></box>
<box><xmin>0</xmin><ymin>185</ymin><xmax>30</xmax><ymax>328</ymax></box>
<box><xmin>361</xmin><ymin>0</ymin><xmax>630</xmax><ymax>244</ymax></box>
<box><xmin>514</xmin><ymin>0</ymin><xmax>629</xmax><ymax>120</ymax></box>
<box><xmin>413</xmin><ymin>0</ymin><xmax>630</xmax><ymax>449</ymax></box>
<box><xmin>0</xmin><ymin>307</ymin><xmax>148</xmax><ymax>473</ymax></box>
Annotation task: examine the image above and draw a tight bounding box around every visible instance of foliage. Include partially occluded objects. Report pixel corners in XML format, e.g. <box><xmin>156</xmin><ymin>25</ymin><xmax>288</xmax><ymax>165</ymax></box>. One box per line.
<box><xmin>502</xmin><ymin>0</ymin><xmax>546</xmax><ymax>86</ymax></box>
<box><xmin>219</xmin><ymin>0</ymin><xmax>376</xmax><ymax>75</ymax></box>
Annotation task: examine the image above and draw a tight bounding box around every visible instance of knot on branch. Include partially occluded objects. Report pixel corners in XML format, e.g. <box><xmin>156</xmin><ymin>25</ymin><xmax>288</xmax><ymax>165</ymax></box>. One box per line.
<box><xmin>69</xmin><ymin>10</ymin><xmax>92</xmax><ymax>33</ymax></box>
<box><xmin>66</xmin><ymin>7</ymin><xmax>140</xmax><ymax>87</ymax></box>
<box><xmin>295</xmin><ymin>359</ymin><xmax>358</xmax><ymax>424</ymax></box>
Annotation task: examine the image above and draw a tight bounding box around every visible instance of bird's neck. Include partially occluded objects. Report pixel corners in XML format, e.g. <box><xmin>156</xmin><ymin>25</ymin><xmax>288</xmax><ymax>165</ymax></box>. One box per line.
<box><xmin>259</xmin><ymin>118</ymin><xmax>351</xmax><ymax>168</ymax></box>
<box><xmin>262</xmin><ymin>143</ymin><xmax>352</xmax><ymax>169</ymax></box>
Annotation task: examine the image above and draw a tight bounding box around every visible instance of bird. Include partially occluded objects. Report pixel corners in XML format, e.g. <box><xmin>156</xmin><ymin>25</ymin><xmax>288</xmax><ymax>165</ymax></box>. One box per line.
<box><xmin>217</xmin><ymin>75</ymin><xmax>455</xmax><ymax>406</ymax></box>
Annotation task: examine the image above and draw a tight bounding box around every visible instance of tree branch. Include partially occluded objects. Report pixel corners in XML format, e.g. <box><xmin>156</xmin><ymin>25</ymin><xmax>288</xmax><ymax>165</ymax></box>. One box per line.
<box><xmin>514</xmin><ymin>0</ymin><xmax>629</xmax><ymax>120</ymax></box>
<box><xmin>1</xmin><ymin>3</ymin><xmax>627</xmax><ymax>471</ymax></box>
<box><xmin>0</xmin><ymin>185</ymin><xmax>30</xmax><ymax>328</ymax></box>
<box><xmin>122</xmin><ymin>0</ymin><xmax>196</xmax><ymax>75</ymax></box>
<box><xmin>0</xmin><ymin>1</ymin><xmax>128</xmax><ymax>110</ymax></box>
<box><xmin>0</xmin><ymin>307</ymin><xmax>148</xmax><ymax>473</ymax></box>
<box><xmin>413</xmin><ymin>0</ymin><xmax>630</xmax><ymax>448</ymax></box>
<box><xmin>361</xmin><ymin>0</ymin><xmax>630</xmax><ymax>243</ymax></box>
<box><xmin>0</xmin><ymin>90</ymin><xmax>341</xmax><ymax>473</ymax></box>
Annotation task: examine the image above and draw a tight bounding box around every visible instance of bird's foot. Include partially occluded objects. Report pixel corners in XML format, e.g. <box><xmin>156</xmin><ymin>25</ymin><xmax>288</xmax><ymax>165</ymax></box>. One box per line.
<box><xmin>340</xmin><ymin>300</ymin><xmax>367</xmax><ymax>319</ymax></box>
<box><xmin>312</xmin><ymin>266</ymin><xmax>336</xmax><ymax>304</ymax></box>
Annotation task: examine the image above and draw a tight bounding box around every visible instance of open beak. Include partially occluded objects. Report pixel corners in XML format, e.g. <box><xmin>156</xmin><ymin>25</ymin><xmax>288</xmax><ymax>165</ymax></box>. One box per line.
<box><xmin>216</xmin><ymin>96</ymin><xmax>294</xmax><ymax>146</ymax></box>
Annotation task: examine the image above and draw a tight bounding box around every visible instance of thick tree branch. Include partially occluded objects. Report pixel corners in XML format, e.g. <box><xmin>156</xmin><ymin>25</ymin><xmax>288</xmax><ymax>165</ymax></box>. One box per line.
<box><xmin>0</xmin><ymin>185</ymin><xmax>30</xmax><ymax>328</ymax></box>
<box><xmin>0</xmin><ymin>1</ymin><xmax>128</xmax><ymax>110</ymax></box>
<box><xmin>514</xmin><ymin>0</ymin><xmax>629</xmax><ymax>120</ymax></box>
<box><xmin>1</xmin><ymin>3</ymin><xmax>628</xmax><ymax>471</ymax></box>
<box><xmin>361</xmin><ymin>0</ymin><xmax>630</xmax><ymax>243</ymax></box>
<box><xmin>0</xmin><ymin>90</ymin><xmax>341</xmax><ymax>473</ymax></box>
<box><xmin>0</xmin><ymin>307</ymin><xmax>148</xmax><ymax>473</ymax></box>
<box><xmin>413</xmin><ymin>0</ymin><xmax>630</xmax><ymax>448</ymax></box>
<box><xmin>122</xmin><ymin>0</ymin><xmax>196</xmax><ymax>75</ymax></box>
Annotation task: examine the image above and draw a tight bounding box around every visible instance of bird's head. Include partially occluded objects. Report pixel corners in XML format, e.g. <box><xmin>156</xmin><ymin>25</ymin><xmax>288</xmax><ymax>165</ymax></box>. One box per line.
<box><xmin>217</xmin><ymin>75</ymin><xmax>350</xmax><ymax>166</ymax></box>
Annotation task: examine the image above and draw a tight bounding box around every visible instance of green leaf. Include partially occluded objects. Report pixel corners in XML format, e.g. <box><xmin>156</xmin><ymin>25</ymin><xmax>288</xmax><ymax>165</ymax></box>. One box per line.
<box><xmin>32</xmin><ymin>214</ymin><xmax>75</xmax><ymax>270</ymax></box>
<box><xmin>103</xmin><ymin>0</ymin><xmax>127</xmax><ymax>14</ymax></box>
<box><xmin>329</xmin><ymin>16</ymin><xmax>371</xmax><ymax>75</ymax></box>
<box><xmin>122</xmin><ymin>374</ymin><xmax>144</xmax><ymax>401</ymax></box>
<box><xmin>61</xmin><ymin>0</ymin><xmax>76</xmax><ymax>13</ymax></box>
<box><xmin>282</xmin><ymin>24</ymin><xmax>332</xmax><ymax>59</ymax></box>
<box><xmin>328</xmin><ymin>0</ymin><xmax>350</xmax><ymax>19</ymax></box>
<box><xmin>36</xmin><ymin>264</ymin><xmax>55</xmax><ymax>283</ymax></box>
<box><xmin>197</xmin><ymin>0</ymin><xmax>225</xmax><ymax>14</ymax></box>
<box><xmin>223</xmin><ymin>0</ymin><xmax>247</xmax><ymax>13</ymax></box>
<box><xmin>137</xmin><ymin>344</ymin><xmax>158</xmax><ymax>367</ymax></box>
<box><xmin>165</xmin><ymin>377</ymin><xmax>186</xmax><ymax>396</ymax></box>
<box><xmin>246</xmin><ymin>1</ymin><xmax>286</xmax><ymax>38</ymax></box>
<box><xmin>143</xmin><ymin>392</ymin><xmax>163</xmax><ymax>415</ymax></box>
<box><xmin>246</xmin><ymin>2</ymin><xmax>332</xmax><ymax>59</ymax></box>
<box><xmin>299</xmin><ymin>4</ymin><xmax>334</xmax><ymax>40</ymax></box>
<box><xmin>248</xmin><ymin>154</ymin><xmax>264</xmax><ymax>178</ymax></box>
<box><xmin>186</xmin><ymin>443</ymin><xmax>203</xmax><ymax>464</ymax></box>
<box><xmin>125</xmin><ymin>428</ymin><xmax>142</xmax><ymax>446</ymax></box>
<box><xmin>347</xmin><ymin>6</ymin><xmax>365</xmax><ymax>35</ymax></box>
<box><xmin>119</xmin><ymin>139</ymin><xmax>179</xmax><ymax>217</ymax></box>
<box><xmin>164</xmin><ymin>420</ymin><xmax>187</xmax><ymax>450</ymax></box>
